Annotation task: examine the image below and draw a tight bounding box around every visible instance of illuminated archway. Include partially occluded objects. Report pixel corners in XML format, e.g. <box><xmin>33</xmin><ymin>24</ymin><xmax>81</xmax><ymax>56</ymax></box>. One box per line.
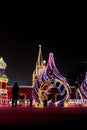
<box><xmin>38</xmin><ymin>78</ymin><xmax>70</xmax><ymax>106</ymax></box>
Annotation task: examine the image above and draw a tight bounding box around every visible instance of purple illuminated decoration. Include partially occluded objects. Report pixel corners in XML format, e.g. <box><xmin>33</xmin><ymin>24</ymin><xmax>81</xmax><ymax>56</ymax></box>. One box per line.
<box><xmin>79</xmin><ymin>72</ymin><xmax>87</xmax><ymax>99</ymax></box>
<box><xmin>33</xmin><ymin>53</ymin><xmax>71</xmax><ymax>106</ymax></box>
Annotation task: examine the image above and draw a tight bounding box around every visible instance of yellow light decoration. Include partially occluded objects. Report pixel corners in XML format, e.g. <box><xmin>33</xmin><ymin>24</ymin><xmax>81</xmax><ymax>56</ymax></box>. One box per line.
<box><xmin>0</xmin><ymin>77</ymin><xmax>8</xmax><ymax>83</ymax></box>
<box><xmin>37</xmin><ymin>78</ymin><xmax>70</xmax><ymax>107</ymax></box>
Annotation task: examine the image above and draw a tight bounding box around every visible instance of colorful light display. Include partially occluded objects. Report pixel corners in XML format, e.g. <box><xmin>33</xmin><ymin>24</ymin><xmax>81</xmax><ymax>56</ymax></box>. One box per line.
<box><xmin>33</xmin><ymin>50</ymin><xmax>71</xmax><ymax>107</ymax></box>
<box><xmin>79</xmin><ymin>72</ymin><xmax>87</xmax><ymax>99</ymax></box>
<box><xmin>0</xmin><ymin>57</ymin><xmax>9</xmax><ymax>106</ymax></box>
<box><xmin>0</xmin><ymin>45</ymin><xmax>87</xmax><ymax>107</ymax></box>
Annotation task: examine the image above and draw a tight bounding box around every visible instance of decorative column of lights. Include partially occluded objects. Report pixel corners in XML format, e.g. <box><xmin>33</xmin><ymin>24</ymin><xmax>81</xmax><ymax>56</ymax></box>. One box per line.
<box><xmin>32</xmin><ymin>45</ymin><xmax>46</xmax><ymax>105</ymax></box>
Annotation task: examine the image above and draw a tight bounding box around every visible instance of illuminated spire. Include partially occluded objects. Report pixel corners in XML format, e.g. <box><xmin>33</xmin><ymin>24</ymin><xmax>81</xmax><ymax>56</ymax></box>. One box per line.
<box><xmin>37</xmin><ymin>44</ymin><xmax>43</xmax><ymax>66</ymax></box>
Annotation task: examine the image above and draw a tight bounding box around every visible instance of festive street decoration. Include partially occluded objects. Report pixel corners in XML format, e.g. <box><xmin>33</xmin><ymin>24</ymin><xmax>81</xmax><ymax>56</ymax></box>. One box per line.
<box><xmin>0</xmin><ymin>57</ymin><xmax>8</xmax><ymax>106</ymax></box>
<box><xmin>79</xmin><ymin>72</ymin><xmax>87</xmax><ymax>99</ymax></box>
<box><xmin>33</xmin><ymin>45</ymin><xmax>71</xmax><ymax>107</ymax></box>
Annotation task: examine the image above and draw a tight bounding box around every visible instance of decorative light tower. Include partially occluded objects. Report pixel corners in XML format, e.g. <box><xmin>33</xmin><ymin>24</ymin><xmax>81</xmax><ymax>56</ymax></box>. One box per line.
<box><xmin>0</xmin><ymin>57</ymin><xmax>9</xmax><ymax>104</ymax></box>
<box><xmin>36</xmin><ymin>44</ymin><xmax>46</xmax><ymax>77</ymax></box>
<box><xmin>32</xmin><ymin>44</ymin><xmax>46</xmax><ymax>86</ymax></box>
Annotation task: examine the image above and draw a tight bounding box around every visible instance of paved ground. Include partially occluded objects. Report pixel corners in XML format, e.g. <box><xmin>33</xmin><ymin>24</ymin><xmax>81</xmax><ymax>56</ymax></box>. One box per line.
<box><xmin>0</xmin><ymin>106</ymin><xmax>87</xmax><ymax>129</ymax></box>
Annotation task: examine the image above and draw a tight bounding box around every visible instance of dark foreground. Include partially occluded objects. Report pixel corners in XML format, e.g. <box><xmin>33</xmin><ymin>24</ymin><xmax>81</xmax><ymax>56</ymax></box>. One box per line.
<box><xmin>0</xmin><ymin>106</ymin><xmax>87</xmax><ymax>129</ymax></box>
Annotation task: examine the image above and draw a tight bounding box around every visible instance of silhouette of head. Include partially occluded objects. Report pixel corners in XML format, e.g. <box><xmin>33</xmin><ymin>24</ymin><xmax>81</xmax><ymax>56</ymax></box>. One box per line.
<box><xmin>14</xmin><ymin>82</ymin><xmax>18</xmax><ymax>86</ymax></box>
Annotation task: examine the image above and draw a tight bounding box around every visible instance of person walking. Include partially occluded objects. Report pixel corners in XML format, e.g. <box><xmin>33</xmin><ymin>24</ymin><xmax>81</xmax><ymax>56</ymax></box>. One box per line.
<box><xmin>11</xmin><ymin>82</ymin><xmax>19</xmax><ymax>107</ymax></box>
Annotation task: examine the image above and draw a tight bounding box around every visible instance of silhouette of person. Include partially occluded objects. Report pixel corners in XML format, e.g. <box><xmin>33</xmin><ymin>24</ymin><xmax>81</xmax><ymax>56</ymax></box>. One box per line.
<box><xmin>30</xmin><ymin>98</ymin><xmax>33</xmax><ymax>107</ymax></box>
<box><xmin>11</xmin><ymin>82</ymin><xmax>19</xmax><ymax>107</ymax></box>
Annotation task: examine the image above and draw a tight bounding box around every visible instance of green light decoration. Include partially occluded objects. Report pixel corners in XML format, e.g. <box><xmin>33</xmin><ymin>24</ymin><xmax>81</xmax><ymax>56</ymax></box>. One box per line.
<box><xmin>0</xmin><ymin>57</ymin><xmax>7</xmax><ymax>69</ymax></box>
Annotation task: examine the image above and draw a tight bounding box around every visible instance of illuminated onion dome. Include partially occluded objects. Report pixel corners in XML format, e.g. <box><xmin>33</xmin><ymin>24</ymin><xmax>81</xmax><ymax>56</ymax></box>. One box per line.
<box><xmin>34</xmin><ymin>53</ymin><xmax>71</xmax><ymax>106</ymax></box>
<box><xmin>79</xmin><ymin>72</ymin><xmax>87</xmax><ymax>99</ymax></box>
<box><xmin>0</xmin><ymin>57</ymin><xmax>8</xmax><ymax>83</ymax></box>
<box><xmin>0</xmin><ymin>57</ymin><xmax>7</xmax><ymax>76</ymax></box>
<box><xmin>0</xmin><ymin>57</ymin><xmax>7</xmax><ymax>69</ymax></box>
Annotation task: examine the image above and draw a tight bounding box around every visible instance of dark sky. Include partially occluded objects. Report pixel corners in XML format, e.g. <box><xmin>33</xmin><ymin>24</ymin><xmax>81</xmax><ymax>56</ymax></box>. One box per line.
<box><xmin>0</xmin><ymin>20</ymin><xmax>87</xmax><ymax>85</ymax></box>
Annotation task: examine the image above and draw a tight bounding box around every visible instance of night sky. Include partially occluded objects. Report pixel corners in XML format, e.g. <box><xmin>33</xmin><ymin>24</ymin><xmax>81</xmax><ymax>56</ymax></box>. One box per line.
<box><xmin>0</xmin><ymin>20</ymin><xmax>87</xmax><ymax>85</ymax></box>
